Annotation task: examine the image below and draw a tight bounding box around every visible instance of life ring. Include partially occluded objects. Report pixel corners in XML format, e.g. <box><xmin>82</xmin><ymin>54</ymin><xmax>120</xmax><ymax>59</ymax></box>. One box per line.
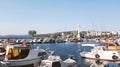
<box><xmin>95</xmin><ymin>54</ymin><xmax>100</xmax><ymax>58</ymax></box>
<box><xmin>112</xmin><ymin>55</ymin><xmax>118</xmax><ymax>60</ymax></box>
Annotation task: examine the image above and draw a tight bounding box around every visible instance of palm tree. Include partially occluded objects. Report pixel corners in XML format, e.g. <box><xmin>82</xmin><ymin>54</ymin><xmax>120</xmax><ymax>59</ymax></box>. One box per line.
<box><xmin>28</xmin><ymin>30</ymin><xmax>37</xmax><ymax>38</ymax></box>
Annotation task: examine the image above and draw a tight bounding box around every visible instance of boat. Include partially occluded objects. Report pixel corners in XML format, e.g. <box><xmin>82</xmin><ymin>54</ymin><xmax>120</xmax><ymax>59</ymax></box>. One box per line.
<box><xmin>80</xmin><ymin>45</ymin><xmax>120</xmax><ymax>61</ymax></box>
<box><xmin>0</xmin><ymin>45</ymin><xmax>48</xmax><ymax>67</ymax></box>
<box><xmin>99</xmin><ymin>38</ymin><xmax>120</xmax><ymax>50</ymax></box>
<box><xmin>107</xmin><ymin>43</ymin><xmax>120</xmax><ymax>50</ymax></box>
<box><xmin>100</xmin><ymin>40</ymin><xmax>120</xmax><ymax>50</ymax></box>
<box><xmin>39</xmin><ymin>55</ymin><xmax>77</xmax><ymax>67</ymax></box>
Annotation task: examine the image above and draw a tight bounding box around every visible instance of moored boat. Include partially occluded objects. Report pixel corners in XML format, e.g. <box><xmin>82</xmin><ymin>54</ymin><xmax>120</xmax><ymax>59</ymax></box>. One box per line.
<box><xmin>99</xmin><ymin>38</ymin><xmax>120</xmax><ymax>50</ymax></box>
<box><xmin>80</xmin><ymin>45</ymin><xmax>120</xmax><ymax>61</ymax></box>
<box><xmin>0</xmin><ymin>45</ymin><xmax>48</xmax><ymax>67</ymax></box>
<box><xmin>101</xmin><ymin>40</ymin><xmax>120</xmax><ymax>50</ymax></box>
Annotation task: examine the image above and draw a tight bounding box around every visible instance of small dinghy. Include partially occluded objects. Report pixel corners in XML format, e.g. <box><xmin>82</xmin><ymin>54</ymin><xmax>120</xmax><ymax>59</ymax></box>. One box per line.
<box><xmin>0</xmin><ymin>45</ymin><xmax>48</xmax><ymax>67</ymax></box>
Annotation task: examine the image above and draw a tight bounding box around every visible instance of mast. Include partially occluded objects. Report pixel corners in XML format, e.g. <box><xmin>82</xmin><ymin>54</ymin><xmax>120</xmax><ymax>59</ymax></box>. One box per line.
<box><xmin>77</xmin><ymin>24</ymin><xmax>80</xmax><ymax>39</ymax></box>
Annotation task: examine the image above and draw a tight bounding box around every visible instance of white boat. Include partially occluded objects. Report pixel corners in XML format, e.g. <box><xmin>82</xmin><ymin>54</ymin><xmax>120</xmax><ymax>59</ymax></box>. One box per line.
<box><xmin>80</xmin><ymin>45</ymin><xmax>120</xmax><ymax>61</ymax></box>
<box><xmin>0</xmin><ymin>45</ymin><xmax>48</xmax><ymax>67</ymax></box>
<box><xmin>39</xmin><ymin>55</ymin><xmax>77</xmax><ymax>67</ymax></box>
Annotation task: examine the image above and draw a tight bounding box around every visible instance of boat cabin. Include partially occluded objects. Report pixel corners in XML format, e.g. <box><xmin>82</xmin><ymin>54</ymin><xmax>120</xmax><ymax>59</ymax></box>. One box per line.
<box><xmin>5</xmin><ymin>45</ymin><xmax>30</xmax><ymax>60</ymax></box>
<box><xmin>91</xmin><ymin>46</ymin><xmax>107</xmax><ymax>52</ymax></box>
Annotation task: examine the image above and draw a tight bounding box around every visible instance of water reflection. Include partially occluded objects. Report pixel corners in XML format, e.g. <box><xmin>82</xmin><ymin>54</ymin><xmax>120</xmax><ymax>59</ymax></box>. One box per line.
<box><xmin>83</xmin><ymin>58</ymin><xmax>120</xmax><ymax>67</ymax></box>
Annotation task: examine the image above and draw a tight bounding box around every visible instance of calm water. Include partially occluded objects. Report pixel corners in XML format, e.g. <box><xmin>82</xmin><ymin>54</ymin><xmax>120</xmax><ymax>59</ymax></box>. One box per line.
<box><xmin>32</xmin><ymin>42</ymin><xmax>120</xmax><ymax>67</ymax></box>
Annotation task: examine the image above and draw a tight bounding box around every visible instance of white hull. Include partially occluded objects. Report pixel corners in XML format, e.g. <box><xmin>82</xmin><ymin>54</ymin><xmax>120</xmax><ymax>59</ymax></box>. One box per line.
<box><xmin>1</xmin><ymin>58</ymin><xmax>41</xmax><ymax>67</ymax></box>
<box><xmin>0</xmin><ymin>45</ymin><xmax>48</xmax><ymax>67</ymax></box>
<box><xmin>80</xmin><ymin>52</ymin><xmax>120</xmax><ymax>61</ymax></box>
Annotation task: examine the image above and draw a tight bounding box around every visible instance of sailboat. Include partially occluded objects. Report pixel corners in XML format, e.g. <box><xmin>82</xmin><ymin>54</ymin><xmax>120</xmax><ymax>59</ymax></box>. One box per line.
<box><xmin>76</xmin><ymin>24</ymin><xmax>83</xmax><ymax>42</ymax></box>
<box><xmin>77</xmin><ymin>24</ymin><xmax>80</xmax><ymax>39</ymax></box>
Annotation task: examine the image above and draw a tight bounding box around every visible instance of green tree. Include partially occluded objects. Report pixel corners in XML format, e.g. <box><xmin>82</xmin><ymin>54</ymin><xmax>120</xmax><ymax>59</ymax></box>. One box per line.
<box><xmin>28</xmin><ymin>30</ymin><xmax>37</xmax><ymax>37</ymax></box>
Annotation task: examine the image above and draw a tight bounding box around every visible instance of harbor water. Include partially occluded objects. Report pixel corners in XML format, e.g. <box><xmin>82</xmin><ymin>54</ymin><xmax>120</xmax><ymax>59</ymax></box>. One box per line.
<box><xmin>0</xmin><ymin>42</ymin><xmax>120</xmax><ymax>67</ymax></box>
<box><xmin>32</xmin><ymin>42</ymin><xmax>120</xmax><ymax>67</ymax></box>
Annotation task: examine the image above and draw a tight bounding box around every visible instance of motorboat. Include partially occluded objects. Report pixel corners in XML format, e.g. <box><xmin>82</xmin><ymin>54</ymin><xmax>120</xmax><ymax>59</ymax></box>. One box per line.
<box><xmin>0</xmin><ymin>45</ymin><xmax>48</xmax><ymax>67</ymax></box>
<box><xmin>80</xmin><ymin>45</ymin><xmax>120</xmax><ymax>61</ymax></box>
<box><xmin>39</xmin><ymin>55</ymin><xmax>77</xmax><ymax>67</ymax></box>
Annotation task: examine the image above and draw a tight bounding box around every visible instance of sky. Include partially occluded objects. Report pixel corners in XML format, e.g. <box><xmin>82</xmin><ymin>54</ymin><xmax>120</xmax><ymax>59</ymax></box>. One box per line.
<box><xmin>0</xmin><ymin>0</ymin><xmax>120</xmax><ymax>35</ymax></box>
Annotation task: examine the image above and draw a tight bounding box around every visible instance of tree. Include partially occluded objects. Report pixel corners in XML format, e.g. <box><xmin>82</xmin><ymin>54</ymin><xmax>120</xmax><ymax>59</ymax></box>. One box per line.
<box><xmin>28</xmin><ymin>30</ymin><xmax>37</xmax><ymax>38</ymax></box>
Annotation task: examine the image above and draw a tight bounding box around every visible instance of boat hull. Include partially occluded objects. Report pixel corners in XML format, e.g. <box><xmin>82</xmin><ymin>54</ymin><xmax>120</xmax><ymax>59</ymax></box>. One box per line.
<box><xmin>80</xmin><ymin>52</ymin><xmax>120</xmax><ymax>61</ymax></box>
<box><xmin>1</xmin><ymin>58</ymin><xmax>41</xmax><ymax>67</ymax></box>
<box><xmin>81</xmin><ymin>56</ymin><xmax>120</xmax><ymax>61</ymax></box>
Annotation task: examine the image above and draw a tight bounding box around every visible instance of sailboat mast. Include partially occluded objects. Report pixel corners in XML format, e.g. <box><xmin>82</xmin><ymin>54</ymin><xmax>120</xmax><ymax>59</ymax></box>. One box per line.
<box><xmin>77</xmin><ymin>24</ymin><xmax>80</xmax><ymax>38</ymax></box>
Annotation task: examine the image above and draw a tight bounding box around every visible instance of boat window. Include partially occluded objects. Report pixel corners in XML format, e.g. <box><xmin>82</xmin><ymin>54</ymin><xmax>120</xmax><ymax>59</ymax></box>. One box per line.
<box><xmin>7</xmin><ymin>48</ymin><xmax>30</xmax><ymax>60</ymax></box>
<box><xmin>109</xmin><ymin>44</ymin><xmax>115</xmax><ymax>46</ymax></box>
<box><xmin>19</xmin><ymin>49</ymin><xmax>30</xmax><ymax>59</ymax></box>
<box><xmin>52</xmin><ymin>62</ymin><xmax>61</xmax><ymax>67</ymax></box>
<box><xmin>38</xmin><ymin>52</ymin><xmax>47</xmax><ymax>56</ymax></box>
